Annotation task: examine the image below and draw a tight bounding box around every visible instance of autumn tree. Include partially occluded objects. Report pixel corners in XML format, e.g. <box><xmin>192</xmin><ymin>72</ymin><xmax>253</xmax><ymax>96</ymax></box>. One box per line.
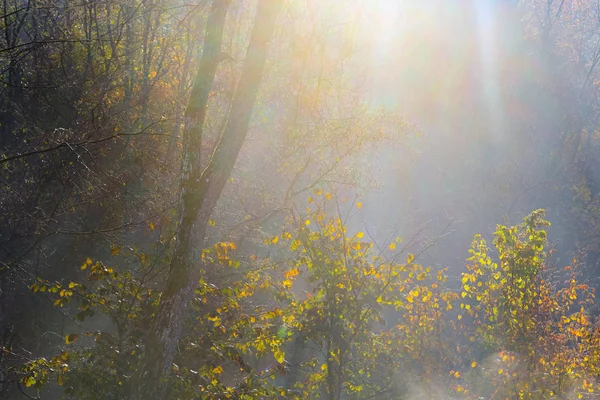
<box><xmin>266</xmin><ymin>194</ymin><xmax>457</xmax><ymax>399</ymax></box>
<box><xmin>14</xmin><ymin>194</ymin><xmax>460</xmax><ymax>400</ymax></box>
<box><xmin>136</xmin><ymin>1</ymin><xmax>283</xmax><ymax>397</ymax></box>
<box><xmin>457</xmin><ymin>210</ymin><xmax>600</xmax><ymax>399</ymax></box>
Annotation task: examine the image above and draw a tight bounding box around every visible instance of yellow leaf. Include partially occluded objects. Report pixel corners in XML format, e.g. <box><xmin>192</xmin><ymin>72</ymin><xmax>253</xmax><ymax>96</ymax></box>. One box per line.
<box><xmin>24</xmin><ymin>376</ymin><xmax>36</xmax><ymax>387</ymax></box>
<box><xmin>498</xmin><ymin>369</ymin><xmax>503</xmax><ymax>375</ymax></box>
<box><xmin>209</xmin><ymin>219</ymin><xmax>216</xmax><ymax>226</ymax></box>
<box><xmin>305</xmin><ymin>219</ymin><xmax>311</xmax><ymax>226</ymax></box>
<box><xmin>208</xmin><ymin>316</ymin><xmax>221</xmax><ymax>327</ymax></box>
<box><xmin>81</xmin><ymin>258</ymin><xmax>92</xmax><ymax>270</ymax></box>
<box><xmin>285</xmin><ymin>268</ymin><xmax>299</xmax><ymax>279</ymax></box>
<box><xmin>357</xmin><ymin>201</ymin><xmax>362</xmax><ymax>209</ymax></box>
<box><xmin>389</xmin><ymin>243</ymin><xmax>396</xmax><ymax>251</ymax></box>
<box><xmin>65</xmin><ymin>333</ymin><xmax>79</xmax><ymax>344</ymax></box>
<box><xmin>471</xmin><ymin>361</ymin><xmax>477</xmax><ymax>368</ymax></box>
<box><xmin>356</xmin><ymin>232</ymin><xmax>364</xmax><ymax>239</ymax></box>
<box><xmin>110</xmin><ymin>246</ymin><xmax>121</xmax><ymax>256</ymax></box>
<box><xmin>271</xmin><ymin>236</ymin><xmax>279</xmax><ymax>244</ymax></box>
<box><xmin>274</xmin><ymin>349</ymin><xmax>285</xmax><ymax>363</ymax></box>
<box><xmin>149</xmin><ymin>222</ymin><xmax>155</xmax><ymax>231</ymax></box>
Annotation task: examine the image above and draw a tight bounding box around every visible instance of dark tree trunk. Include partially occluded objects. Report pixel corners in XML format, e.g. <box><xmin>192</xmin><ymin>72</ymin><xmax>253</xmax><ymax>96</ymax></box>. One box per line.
<box><xmin>136</xmin><ymin>0</ymin><xmax>281</xmax><ymax>398</ymax></box>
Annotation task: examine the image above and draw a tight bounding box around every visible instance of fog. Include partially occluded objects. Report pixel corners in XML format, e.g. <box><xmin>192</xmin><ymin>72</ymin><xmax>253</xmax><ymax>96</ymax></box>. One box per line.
<box><xmin>3</xmin><ymin>0</ymin><xmax>600</xmax><ymax>398</ymax></box>
<box><xmin>358</xmin><ymin>0</ymin><xmax>582</xmax><ymax>277</ymax></box>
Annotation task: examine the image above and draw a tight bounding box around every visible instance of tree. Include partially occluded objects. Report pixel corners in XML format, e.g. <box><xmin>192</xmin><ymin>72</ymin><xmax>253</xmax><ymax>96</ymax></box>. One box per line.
<box><xmin>457</xmin><ymin>210</ymin><xmax>600</xmax><ymax>399</ymax></box>
<box><xmin>270</xmin><ymin>194</ymin><xmax>457</xmax><ymax>399</ymax></box>
<box><xmin>14</xmin><ymin>206</ymin><xmax>600</xmax><ymax>399</ymax></box>
<box><xmin>15</xmin><ymin>194</ymin><xmax>459</xmax><ymax>400</ymax></box>
<box><xmin>137</xmin><ymin>0</ymin><xmax>283</xmax><ymax>397</ymax></box>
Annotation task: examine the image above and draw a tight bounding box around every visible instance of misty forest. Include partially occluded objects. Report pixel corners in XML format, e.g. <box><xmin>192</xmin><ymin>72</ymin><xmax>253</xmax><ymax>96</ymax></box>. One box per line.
<box><xmin>5</xmin><ymin>0</ymin><xmax>600</xmax><ymax>399</ymax></box>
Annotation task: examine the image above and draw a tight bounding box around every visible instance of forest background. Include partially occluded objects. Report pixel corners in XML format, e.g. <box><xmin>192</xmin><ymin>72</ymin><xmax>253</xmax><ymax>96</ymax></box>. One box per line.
<box><xmin>2</xmin><ymin>0</ymin><xmax>600</xmax><ymax>399</ymax></box>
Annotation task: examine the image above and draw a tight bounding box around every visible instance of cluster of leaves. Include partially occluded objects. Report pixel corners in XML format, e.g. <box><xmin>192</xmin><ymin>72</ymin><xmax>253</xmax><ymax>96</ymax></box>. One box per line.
<box><xmin>272</xmin><ymin>194</ymin><xmax>457</xmax><ymax>399</ymax></box>
<box><xmin>17</xmin><ymin>245</ymin><xmax>292</xmax><ymax>399</ymax></box>
<box><xmin>20</xmin><ymin>257</ymin><xmax>160</xmax><ymax>398</ymax></box>
<box><xmin>13</xmin><ymin>201</ymin><xmax>600</xmax><ymax>399</ymax></box>
<box><xmin>456</xmin><ymin>210</ymin><xmax>600</xmax><ymax>399</ymax></box>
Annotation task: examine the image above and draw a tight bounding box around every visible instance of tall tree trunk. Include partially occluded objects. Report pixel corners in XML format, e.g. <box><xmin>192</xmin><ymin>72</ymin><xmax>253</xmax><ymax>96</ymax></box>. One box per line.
<box><xmin>136</xmin><ymin>0</ymin><xmax>281</xmax><ymax>398</ymax></box>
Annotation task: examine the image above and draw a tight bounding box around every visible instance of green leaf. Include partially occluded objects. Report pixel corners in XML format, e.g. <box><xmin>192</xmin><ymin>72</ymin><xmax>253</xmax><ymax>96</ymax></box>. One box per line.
<box><xmin>24</xmin><ymin>376</ymin><xmax>36</xmax><ymax>387</ymax></box>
